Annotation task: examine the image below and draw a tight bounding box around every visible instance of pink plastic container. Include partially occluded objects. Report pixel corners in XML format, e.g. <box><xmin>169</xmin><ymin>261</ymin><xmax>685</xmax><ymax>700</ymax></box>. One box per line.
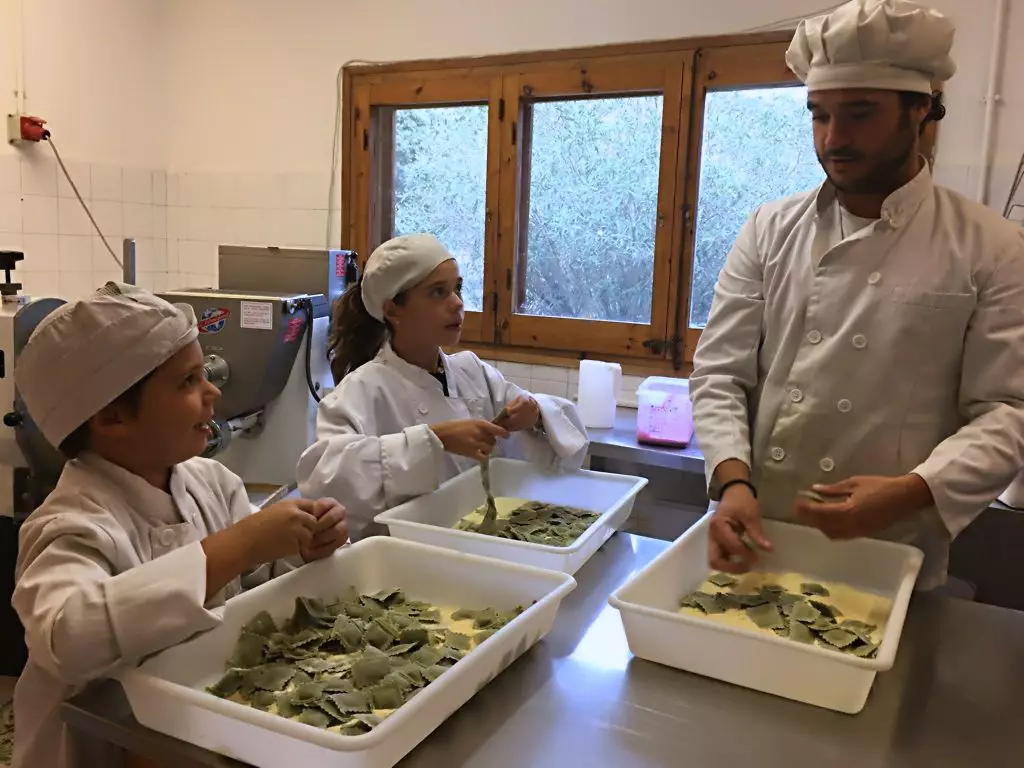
<box><xmin>636</xmin><ymin>377</ymin><xmax>694</xmax><ymax>447</ymax></box>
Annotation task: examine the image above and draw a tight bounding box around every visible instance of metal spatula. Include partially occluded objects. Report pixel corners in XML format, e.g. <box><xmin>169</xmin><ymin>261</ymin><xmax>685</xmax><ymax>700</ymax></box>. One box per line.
<box><xmin>478</xmin><ymin>407</ymin><xmax>510</xmax><ymax>534</ymax></box>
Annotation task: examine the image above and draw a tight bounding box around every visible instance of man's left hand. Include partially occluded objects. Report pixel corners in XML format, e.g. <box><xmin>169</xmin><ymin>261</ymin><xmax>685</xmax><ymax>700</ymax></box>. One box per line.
<box><xmin>794</xmin><ymin>474</ymin><xmax>934</xmax><ymax>540</ymax></box>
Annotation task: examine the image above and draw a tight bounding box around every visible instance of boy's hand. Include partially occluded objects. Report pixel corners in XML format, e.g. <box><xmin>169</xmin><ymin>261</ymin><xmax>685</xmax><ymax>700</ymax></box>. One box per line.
<box><xmin>301</xmin><ymin>498</ymin><xmax>350</xmax><ymax>562</ymax></box>
<box><xmin>237</xmin><ymin>499</ymin><xmax>319</xmax><ymax>566</ymax></box>
<box><xmin>202</xmin><ymin>500</ymin><xmax>319</xmax><ymax>600</ymax></box>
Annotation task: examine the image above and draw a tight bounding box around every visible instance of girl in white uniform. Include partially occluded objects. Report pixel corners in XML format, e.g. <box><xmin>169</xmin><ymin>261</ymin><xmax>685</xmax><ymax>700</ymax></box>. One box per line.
<box><xmin>11</xmin><ymin>284</ymin><xmax>349</xmax><ymax>768</ymax></box>
<box><xmin>297</xmin><ymin>234</ymin><xmax>589</xmax><ymax>539</ymax></box>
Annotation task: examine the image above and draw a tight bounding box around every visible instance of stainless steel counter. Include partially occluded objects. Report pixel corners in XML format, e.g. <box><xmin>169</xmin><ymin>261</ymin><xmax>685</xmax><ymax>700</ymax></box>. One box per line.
<box><xmin>586</xmin><ymin>408</ymin><xmax>705</xmax><ymax>473</ymax></box>
<box><xmin>63</xmin><ymin>534</ymin><xmax>1024</xmax><ymax>768</ymax></box>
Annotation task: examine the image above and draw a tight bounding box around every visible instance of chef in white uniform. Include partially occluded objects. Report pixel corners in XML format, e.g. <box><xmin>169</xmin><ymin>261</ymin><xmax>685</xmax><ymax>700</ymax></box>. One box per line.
<box><xmin>690</xmin><ymin>0</ymin><xmax>1024</xmax><ymax>589</ymax></box>
<box><xmin>297</xmin><ymin>234</ymin><xmax>589</xmax><ymax>539</ymax></box>
<box><xmin>11</xmin><ymin>284</ymin><xmax>349</xmax><ymax>768</ymax></box>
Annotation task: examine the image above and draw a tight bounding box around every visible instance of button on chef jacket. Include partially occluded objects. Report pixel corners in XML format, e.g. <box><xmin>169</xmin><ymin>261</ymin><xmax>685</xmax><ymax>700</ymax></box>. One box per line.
<box><xmin>690</xmin><ymin>165</ymin><xmax>1024</xmax><ymax>589</ymax></box>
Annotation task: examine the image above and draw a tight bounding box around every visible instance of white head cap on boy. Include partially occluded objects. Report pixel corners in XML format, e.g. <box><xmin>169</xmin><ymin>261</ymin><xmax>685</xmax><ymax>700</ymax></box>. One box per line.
<box><xmin>360</xmin><ymin>234</ymin><xmax>455</xmax><ymax>322</ymax></box>
<box><xmin>16</xmin><ymin>283</ymin><xmax>199</xmax><ymax>448</ymax></box>
<box><xmin>786</xmin><ymin>0</ymin><xmax>956</xmax><ymax>95</ymax></box>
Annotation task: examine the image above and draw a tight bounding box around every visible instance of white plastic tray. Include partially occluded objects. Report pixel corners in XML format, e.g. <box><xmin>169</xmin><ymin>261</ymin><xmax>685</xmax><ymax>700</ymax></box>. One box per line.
<box><xmin>609</xmin><ymin>512</ymin><xmax>923</xmax><ymax>713</ymax></box>
<box><xmin>374</xmin><ymin>458</ymin><xmax>648</xmax><ymax>574</ymax></box>
<box><xmin>120</xmin><ymin>537</ymin><xmax>576</xmax><ymax>768</ymax></box>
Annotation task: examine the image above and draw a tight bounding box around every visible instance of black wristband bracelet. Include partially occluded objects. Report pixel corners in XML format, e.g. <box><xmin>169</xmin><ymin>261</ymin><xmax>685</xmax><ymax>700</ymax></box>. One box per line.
<box><xmin>718</xmin><ymin>478</ymin><xmax>757</xmax><ymax>500</ymax></box>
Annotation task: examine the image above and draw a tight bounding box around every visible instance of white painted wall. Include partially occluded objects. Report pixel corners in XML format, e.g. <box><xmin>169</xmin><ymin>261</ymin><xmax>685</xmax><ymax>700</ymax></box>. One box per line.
<box><xmin>160</xmin><ymin>0</ymin><xmax>1022</xmax><ymax>207</ymax></box>
<box><xmin>1</xmin><ymin>0</ymin><xmax>167</xmax><ymax>167</ymax></box>
<box><xmin>0</xmin><ymin>0</ymin><xmax>170</xmax><ymax>299</ymax></box>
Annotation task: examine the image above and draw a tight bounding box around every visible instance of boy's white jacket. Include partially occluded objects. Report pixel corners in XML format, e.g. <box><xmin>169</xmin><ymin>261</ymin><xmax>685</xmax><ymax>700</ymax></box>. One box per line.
<box><xmin>297</xmin><ymin>344</ymin><xmax>589</xmax><ymax>539</ymax></box>
<box><xmin>11</xmin><ymin>454</ymin><xmax>298</xmax><ymax>768</ymax></box>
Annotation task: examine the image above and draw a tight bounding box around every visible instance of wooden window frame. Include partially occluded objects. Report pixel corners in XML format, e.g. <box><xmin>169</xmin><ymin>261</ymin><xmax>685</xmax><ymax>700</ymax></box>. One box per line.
<box><xmin>341</xmin><ymin>31</ymin><xmax>797</xmax><ymax>375</ymax></box>
<box><xmin>348</xmin><ymin>73</ymin><xmax>504</xmax><ymax>344</ymax></box>
<box><xmin>680</xmin><ymin>42</ymin><xmax>799</xmax><ymax>363</ymax></box>
<box><xmin>496</xmin><ymin>52</ymin><xmax>692</xmax><ymax>358</ymax></box>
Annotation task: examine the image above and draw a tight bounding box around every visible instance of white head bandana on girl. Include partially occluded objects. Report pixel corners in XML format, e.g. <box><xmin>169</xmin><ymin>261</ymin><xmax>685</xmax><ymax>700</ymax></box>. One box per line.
<box><xmin>360</xmin><ymin>234</ymin><xmax>456</xmax><ymax>322</ymax></box>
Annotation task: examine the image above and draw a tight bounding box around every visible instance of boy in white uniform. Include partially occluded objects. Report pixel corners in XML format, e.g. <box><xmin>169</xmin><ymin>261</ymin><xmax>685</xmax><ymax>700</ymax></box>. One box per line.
<box><xmin>10</xmin><ymin>283</ymin><xmax>350</xmax><ymax>768</ymax></box>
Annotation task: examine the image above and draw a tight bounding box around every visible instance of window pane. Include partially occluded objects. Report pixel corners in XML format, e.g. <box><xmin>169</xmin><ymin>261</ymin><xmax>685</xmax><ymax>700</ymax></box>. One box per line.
<box><xmin>689</xmin><ymin>86</ymin><xmax>824</xmax><ymax>328</ymax></box>
<box><xmin>392</xmin><ymin>105</ymin><xmax>488</xmax><ymax>312</ymax></box>
<box><xmin>520</xmin><ymin>95</ymin><xmax>663</xmax><ymax>324</ymax></box>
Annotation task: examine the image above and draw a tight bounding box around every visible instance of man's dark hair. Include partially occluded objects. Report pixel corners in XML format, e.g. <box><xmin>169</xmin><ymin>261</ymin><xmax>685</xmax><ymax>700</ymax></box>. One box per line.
<box><xmin>58</xmin><ymin>373</ymin><xmax>152</xmax><ymax>459</ymax></box>
<box><xmin>900</xmin><ymin>90</ymin><xmax>946</xmax><ymax>135</ymax></box>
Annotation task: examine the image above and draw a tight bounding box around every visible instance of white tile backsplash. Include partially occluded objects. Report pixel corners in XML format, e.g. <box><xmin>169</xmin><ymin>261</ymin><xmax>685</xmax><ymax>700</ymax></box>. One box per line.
<box><xmin>152</xmin><ymin>170</ymin><xmax>167</xmax><ymax>206</ymax></box>
<box><xmin>58</xmin><ymin>197</ymin><xmax>92</xmax><ymax>236</ymax></box>
<box><xmin>0</xmin><ymin>193</ymin><xmax>22</xmax><ymax>233</ymax></box>
<box><xmin>233</xmin><ymin>208</ymin><xmax>269</xmax><ymax>245</ymax></box>
<box><xmin>166</xmin><ymin>238</ymin><xmax>179</xmax><ymax>271</ymax></box>
<box><xmin>150</xmin><ymin>238</ymin><xmax>168</xmax><ymax>271</ymax></box>
<box><xmin>91</xmin><ymin>200</ymin><xmax>122</xmax><ymax>238</ymax></box>
<box><xmin>0</xmin><ymin>232</ymin><xmax>22</xmax><ymax>252</ymax></box>
<box><xmin>179</xmin><ymin>173</ymin><xmax>208</xmax><ymax>207</ymax></box>
<box><xmin>530</xmin><ymin>379</ymin><xmax>569</xmax><ymax>399</ymax></box>
<box><xmin>123</xmin><ymin>202</ymin><xmax>154</xmax><ymax>238</ymax></box>
<box><xmin>21</xmin><ymin>270</ymin><xmax>60</xmax><ymax>298</ymax></box>
<box><xmin>0</xmin><ymin>156</ymin><xmax>20</xmax><ymax>195</ymax></box>
<box><xmin>207</xmin><ymin>175</ymin><xmax>236</xmax><ymax>209</ymax></box>
<box><xmin>22</xmin><ymin>196</ymin><xmax>58</xmax><ymax>234</ymax></box>
<box><xmin>92</xmin><ymin>266</ymin><xmax>122</xmax><ymax>286</ymax></box>
<box><xmin>122</xmin><ymin>168</ymin><xmax>153</xmax><ymax>204</ymax></box>
<box><xmin>180</xmin><ymin>240</ymin><xmax>214</xmax><ymax>273</ymax></box>
<box><xmin>167</xmin><ymin>206</ymin><xmax>183</xmax><ymax>239</ymax></box>
<box><xmin>58</xmin><ymin>268</ymin><xmax>95</xmax><ymax>301</ymax></box>
<box><xmin>20</xmin><ymin>155</ymin><xmax>58</xmax><ymax>197</ymax></box>
<box><xmin>496</xmin><ymin>361</ymin><xmax>531</xmax><ymax>381</ymax></box>
<box><xmin>92</xmin><ymin>236</ymin><xmax>122</xmax><ymax>271</ymax></box>
<box><xmin>166</xmin><ymin>173</ymin><xmax>179</xmax><ymax>206</ymax></box>
<box><xmin>91</xmin><ymin>165</ymin><xmax>122</xmax><ymax>202</ymax></box>
<box><xmin>21</xmin><ymin>234</ymin><xmax>59</xmax><ymax>272</ymax></box>
<box><xmin>282</xmin><ymin>208</ymin><xmax>323</xmax><ymax>247</ymax></box>
<box><xmin>152</xmin><ymin>205</ymin><xmax>167</xmax><ymax>239</ymax></box>
<box><xmin>56</xmin><ymin>160</ymin><xmax>91</xmax><ymax>200</ymax></box>
<box><xmin>531</xmin><ymin>364</ymin><xmax>568</xmax><ymax>383</ymax></box>
<box><xmin>232</xmin><ymin>173</ymin><xmax>280</xmax><ymax>210</ymax></box>
<box><xmin>58</xmin><ymin>234</ymin><xmax>93</xmax><ymax>272</ymax></box>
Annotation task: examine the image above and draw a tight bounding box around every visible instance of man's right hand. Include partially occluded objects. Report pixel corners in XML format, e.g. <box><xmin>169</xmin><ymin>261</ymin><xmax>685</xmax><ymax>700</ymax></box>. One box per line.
<box><xmin>709</xmin><ymin>483</ymin><xmax>773</xmax><ymax>573</ymax></box>
<box><xmin>431</xmin><ymin>420</ymin><xmax>510</xmax><ymax>462</ymax></box>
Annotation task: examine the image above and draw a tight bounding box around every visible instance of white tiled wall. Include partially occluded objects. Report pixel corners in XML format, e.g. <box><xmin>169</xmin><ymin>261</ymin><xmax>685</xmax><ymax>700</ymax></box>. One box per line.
<box><xmin>166</xmin><ymin>170</ymin><xmax>336</xmax><ymax>289</ymax></box>
<box><xmin>0</xmin><ymin>152</ymin><xmax>172</xmax><ymax>300</ymax></box>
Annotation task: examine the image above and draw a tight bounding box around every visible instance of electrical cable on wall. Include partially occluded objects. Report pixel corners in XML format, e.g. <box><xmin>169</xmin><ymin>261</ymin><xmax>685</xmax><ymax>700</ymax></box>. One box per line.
<box><xmin>45</xmin><ymin>134</ymin><xmax>123</xmax><ymax>269</ymax></box>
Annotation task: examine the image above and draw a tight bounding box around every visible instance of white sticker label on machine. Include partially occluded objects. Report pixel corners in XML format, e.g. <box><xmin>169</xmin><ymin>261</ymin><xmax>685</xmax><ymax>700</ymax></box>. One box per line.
<box><xmin>239</xmin><ymin>301</ymin><xmax>274</xmax><ymax>330</ymax></box>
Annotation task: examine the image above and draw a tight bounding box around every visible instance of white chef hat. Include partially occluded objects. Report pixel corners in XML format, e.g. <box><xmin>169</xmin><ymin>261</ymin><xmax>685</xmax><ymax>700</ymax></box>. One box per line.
<box><xmin>360</xmin><ymin>234</ymin><xmax>455</xmax><ymax>322</ymax></box>
<box><xmin>786</xmin><ymin>0</ymin><xmax>956</xmax><ymax>94</ymax></box>
<box><xmin>15</xmin><ymin>283</ymin><xmax>198</xmax><ymax>448</ymax></box>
